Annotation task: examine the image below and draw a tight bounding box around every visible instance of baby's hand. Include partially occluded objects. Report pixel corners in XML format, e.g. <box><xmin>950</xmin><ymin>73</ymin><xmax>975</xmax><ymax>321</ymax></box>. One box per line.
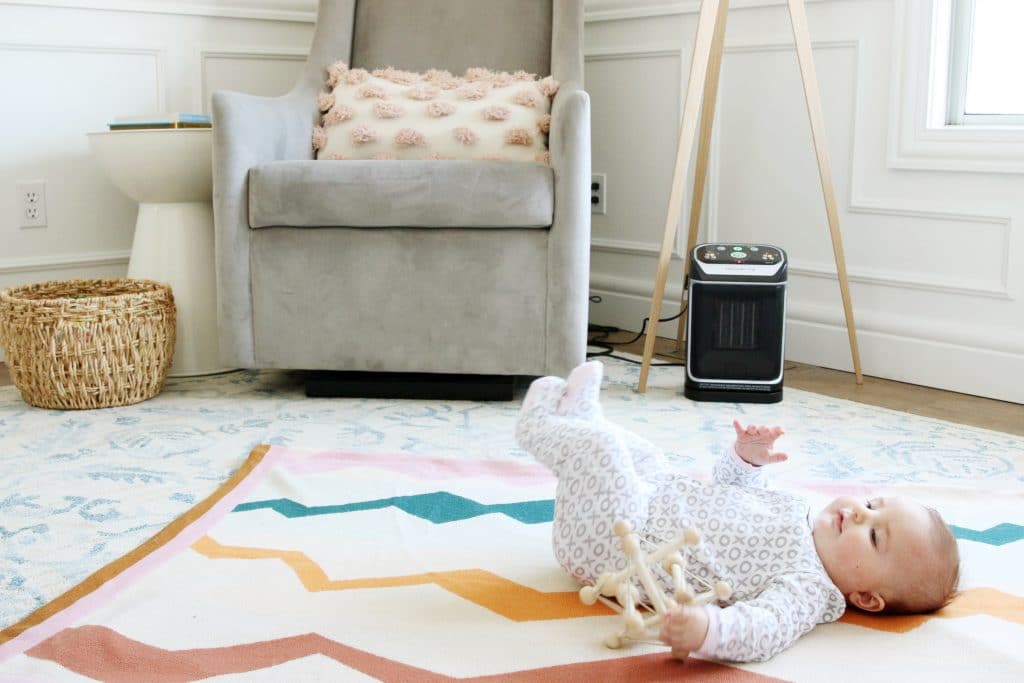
<box><xmin>658</xmin><ymin>605</ymin><xmax>710</xmax><ymax>660</ymax></box>
<box><xmin>732</xmin><ymin>420</ymin><xmax>788</xmax><ymax>467</ymax></box>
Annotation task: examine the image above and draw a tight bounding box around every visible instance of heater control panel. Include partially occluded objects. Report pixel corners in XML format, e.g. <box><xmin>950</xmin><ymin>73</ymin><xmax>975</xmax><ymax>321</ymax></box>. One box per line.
<box><xmin>697</xmin><ymin>244</ymin><xmax>783</xmax><ymax>265</ymax></box>
<box><xmin>690</xmin><ymin>244</ymin><xmax>787</xmax><ymax>281</ymax></box>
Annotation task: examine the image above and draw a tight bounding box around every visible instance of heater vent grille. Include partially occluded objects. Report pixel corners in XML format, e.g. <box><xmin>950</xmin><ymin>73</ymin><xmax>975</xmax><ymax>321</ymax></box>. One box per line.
<box><xmin>714</xmin><ymin>299</ymin><xmax>759</xmax><ymax>350</ymax></box>
<box><xmin>687</xmin><ymin>283</ymin><xmax>785</xmax><ymax>382</ymax></box>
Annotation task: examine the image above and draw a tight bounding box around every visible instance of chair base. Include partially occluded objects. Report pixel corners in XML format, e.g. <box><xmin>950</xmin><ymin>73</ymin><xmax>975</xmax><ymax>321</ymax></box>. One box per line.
<box><xmin>305</xmin><ymin>371</ymin><xmax>517</xmax><ymax>401</ymax></box>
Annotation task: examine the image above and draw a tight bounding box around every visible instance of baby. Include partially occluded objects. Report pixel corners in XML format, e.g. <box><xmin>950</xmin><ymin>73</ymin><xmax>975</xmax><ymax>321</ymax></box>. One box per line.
<box><xmin>515</xmin><ymin>361</ymin><xmax>960</xmax><ymax>662</ymax></box>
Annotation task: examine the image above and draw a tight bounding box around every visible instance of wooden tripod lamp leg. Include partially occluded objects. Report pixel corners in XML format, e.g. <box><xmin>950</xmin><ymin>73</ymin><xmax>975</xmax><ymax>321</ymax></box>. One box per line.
<box><xmin>675</xmin><ymin>0</ymin><xmax>731</xmax><ymax>350</ymax></box>
<box><xmin>787</xmin><ymin>0</ymin><xmax>864</xmax><ymax>384</ymax></box>
<box><xmin>638</xmin><ymin>0</ymin><xmax>725</xmax><ymax>393</ymax></box>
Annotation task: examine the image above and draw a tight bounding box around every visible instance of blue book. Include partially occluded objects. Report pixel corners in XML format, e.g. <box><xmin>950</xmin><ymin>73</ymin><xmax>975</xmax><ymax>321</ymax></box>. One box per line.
<box><xmin>108</xmin><ymin>113</ymin><xmax>212</xmax><ymax>129</ymax></box>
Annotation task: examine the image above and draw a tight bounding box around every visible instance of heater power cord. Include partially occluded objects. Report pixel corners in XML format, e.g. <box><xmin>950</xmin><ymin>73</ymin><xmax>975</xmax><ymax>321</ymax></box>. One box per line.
<box><xmin>586</xmin><ymin>296</ymin><xmax>686</xmax><ymax>367</ymax></box>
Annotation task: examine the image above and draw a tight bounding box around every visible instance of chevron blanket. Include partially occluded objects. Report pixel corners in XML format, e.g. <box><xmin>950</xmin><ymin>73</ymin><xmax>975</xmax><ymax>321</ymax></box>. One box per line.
<box><xmin>0</xmin><ymin>442</ymin><xmax>1021</xmax><ymax>681</ymax></box>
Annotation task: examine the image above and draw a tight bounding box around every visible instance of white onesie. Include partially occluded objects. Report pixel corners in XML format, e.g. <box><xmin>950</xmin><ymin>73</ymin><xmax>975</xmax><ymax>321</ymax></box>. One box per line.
<box><xmin>515</xmin><ymin>367</ymin><xmax>847</xmax><ymax>662</ymax></box>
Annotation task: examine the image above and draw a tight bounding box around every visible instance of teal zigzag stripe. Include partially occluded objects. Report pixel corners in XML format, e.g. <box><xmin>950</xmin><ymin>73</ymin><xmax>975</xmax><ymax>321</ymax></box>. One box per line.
<box><xmin>233</xmin><ymin>493</ymin><xmax>555</xmax><ymax>525</ymax></box>
<box><xmin>950</xmin><ymin>523</ymin><xmax>1024</xmax><ymax>546</ymax></box>
<box><xmin>233</xmin><ymin>496</ymin><xmax>1021</xmax><ymax>544</ymax></box>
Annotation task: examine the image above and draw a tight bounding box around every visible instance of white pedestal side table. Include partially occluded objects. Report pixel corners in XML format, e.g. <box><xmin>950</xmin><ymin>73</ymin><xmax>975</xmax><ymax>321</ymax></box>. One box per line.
<box><xmin>87</xmin><ymin>128</ymin><xmax>232</xmax><ymax>376</ymax></box>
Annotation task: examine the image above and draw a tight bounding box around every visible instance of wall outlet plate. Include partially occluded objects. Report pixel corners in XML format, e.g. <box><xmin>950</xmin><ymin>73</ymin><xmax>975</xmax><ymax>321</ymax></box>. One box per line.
<box><xmin>591</xmin><ymin>173</ymin><xmax>607</xmax><ymax>215</ymax></box>
<box><xmin>17</xmin><ymin>181</ymin><xmax>47</xmax><ymax>228</ymax></box>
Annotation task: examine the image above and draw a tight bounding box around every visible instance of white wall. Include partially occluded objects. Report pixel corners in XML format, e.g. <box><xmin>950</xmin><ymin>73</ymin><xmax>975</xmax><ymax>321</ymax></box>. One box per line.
<box><xmin>585</xmin><ymin>0</ymin><xmax>1024</xmax><ymax>404</ymax></box>
<box><xmin>1</xmin><ymin>0</ymin><xmax>1021</xmax><ymax>403</ymax></box>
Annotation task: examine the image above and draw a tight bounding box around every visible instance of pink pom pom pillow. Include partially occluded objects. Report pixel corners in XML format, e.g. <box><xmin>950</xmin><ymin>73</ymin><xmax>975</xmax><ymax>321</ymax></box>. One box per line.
<box><xmin>312</xmin><ymin>63</ymin><xmax>558</xmax><ymax>163</ymax></box>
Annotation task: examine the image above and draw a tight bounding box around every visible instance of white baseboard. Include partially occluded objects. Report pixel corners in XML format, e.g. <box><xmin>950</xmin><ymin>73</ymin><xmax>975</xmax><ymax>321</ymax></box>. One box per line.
<box><xmin>0</xmin><ymin>250</ymin><xmax>130</xmax><ymax>278</ymax></box>
<box><xmin>785</xmin><ymin>318</ymin><xmax>1024</xmax><ymax>405</ymax></box>
<box><xmin>588</xmin><ymin>280</ymin><xmax>1024</xmax><ymax>405</ymax></box>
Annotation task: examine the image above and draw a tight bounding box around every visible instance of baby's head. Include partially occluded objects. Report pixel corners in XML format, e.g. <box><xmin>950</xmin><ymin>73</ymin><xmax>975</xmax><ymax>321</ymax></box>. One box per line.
<box><xmin>812</xmin><ymin>495</ymin><xmax>960</xmax><ymax>614</ymax></box>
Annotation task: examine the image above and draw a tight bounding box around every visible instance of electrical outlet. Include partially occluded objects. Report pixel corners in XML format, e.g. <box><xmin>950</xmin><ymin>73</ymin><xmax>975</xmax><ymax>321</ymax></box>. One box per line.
<box><xmin>17</xmin><ymin>181</ymin><xmax>47</xmax><ymax>228</ymax></box>
<box><xmin>591</xmin><ymin>173</ymin><xmax>607</xmax><ymax>215</ymax></box>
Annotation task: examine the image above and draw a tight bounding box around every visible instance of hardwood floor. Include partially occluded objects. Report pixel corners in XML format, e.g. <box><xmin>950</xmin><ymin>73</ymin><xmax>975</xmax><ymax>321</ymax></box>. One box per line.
<box><xmin>589</xmin><ymin>330</ymin><xmax>1024</xmax><ymax>437</ymax></box>
<box><xmin>2</xmin><ymin>339</ymin><xmax>1022</xmax><ymax>436</ymax></box>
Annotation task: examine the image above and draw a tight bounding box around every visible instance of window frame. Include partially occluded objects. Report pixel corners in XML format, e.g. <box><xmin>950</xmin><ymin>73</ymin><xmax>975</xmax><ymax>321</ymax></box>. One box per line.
<box><xmin>887</xmin><ymin>0</ymin><xmax>1024</xmax><ymax>174</ymax></box>
<box><xmin>946</xmin><ymin>0</ymin><xmax>1024</xmax><ymax>126</ymax></box>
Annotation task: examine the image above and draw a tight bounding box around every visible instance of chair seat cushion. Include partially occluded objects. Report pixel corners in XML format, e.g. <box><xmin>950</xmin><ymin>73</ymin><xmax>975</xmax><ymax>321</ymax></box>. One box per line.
<box><xmin>248</xmin><ymin>159</ymin><xmax>553</xmax><ymax>228</ymax></box>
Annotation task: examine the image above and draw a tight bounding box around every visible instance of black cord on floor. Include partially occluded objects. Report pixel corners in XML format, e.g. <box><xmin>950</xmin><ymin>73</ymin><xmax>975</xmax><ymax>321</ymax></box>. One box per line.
<box><xmin>586</xmin><ymin>303</ymin><xmax>686</xmax><ymax>367</ymax></box>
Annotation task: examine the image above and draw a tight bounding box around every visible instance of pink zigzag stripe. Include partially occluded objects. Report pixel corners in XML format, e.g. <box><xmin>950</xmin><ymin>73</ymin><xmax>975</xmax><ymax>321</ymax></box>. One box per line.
<box><xmin>276</xmin><ymin>446</ymin><xmax>556</xmax><ymax>485</ymax></box>
<box><xmin>793</xmin><ymin>480</ymin><xmax>1020</xmax><ymax>498</ymax></box>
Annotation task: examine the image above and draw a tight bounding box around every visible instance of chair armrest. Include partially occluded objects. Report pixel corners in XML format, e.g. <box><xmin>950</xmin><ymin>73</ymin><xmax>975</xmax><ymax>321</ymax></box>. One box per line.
<box><xmin>546</xmin><ymin>82</ymin><xmax>592</xmax><ymax>375</ymax></box>
<box><xmin>549</xmin><ymin>81</ymin><xmax>590</xmax><ymax>175</ymax></box>
<box><xmin>211</xmin><ymin>89</ymin><xmax>318</xmax><ymax>367</ymax></box>
<box><xmin>213</xmin><ymin>89</ymin><xmax>318</xmax><ymax>166</ymax></box>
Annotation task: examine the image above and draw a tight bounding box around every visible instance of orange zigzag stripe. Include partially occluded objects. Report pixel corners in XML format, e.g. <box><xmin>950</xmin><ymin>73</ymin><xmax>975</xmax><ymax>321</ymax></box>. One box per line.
<box><xmin>191</xmin><ymin>535</ymin><xmax>614</xmax><ymax>621</ymax></box>
<box><xmin>839</xmin><ymin>587</ymin><xmax>1024</xmax><ymax>633</ymax></box>
<box><xmin>193</xmin><ymin>537</ymin><xmax>1024</xmax><ymax>633</ymax></box>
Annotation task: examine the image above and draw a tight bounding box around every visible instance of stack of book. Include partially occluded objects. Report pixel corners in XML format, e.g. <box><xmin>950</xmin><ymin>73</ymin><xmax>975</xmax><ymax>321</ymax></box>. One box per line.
<box><xmin>108</xmin><ymin>113</ymin><xmax>212</xmax><ymax>130</ymax></box>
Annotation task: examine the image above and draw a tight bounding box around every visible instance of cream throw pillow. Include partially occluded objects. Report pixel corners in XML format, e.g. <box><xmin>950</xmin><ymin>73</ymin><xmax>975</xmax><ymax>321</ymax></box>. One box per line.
<box><xmin>313</xmin><ymin>62</ymin><xmax>557</xmax><ymax>163</ymax></box>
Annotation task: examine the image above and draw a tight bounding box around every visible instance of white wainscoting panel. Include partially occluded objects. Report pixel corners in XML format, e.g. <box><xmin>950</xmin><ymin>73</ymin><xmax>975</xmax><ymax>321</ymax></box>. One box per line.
<box><xmin>0</xmin><ymin>41</ymin><xmax>163</xmax><ymax>265</ymax></box>
<box><xmin>200</xmin><ymin>48</ymin><xmax>307</xmax><ymax>110</ymax></box>
<box><xmin>586</xmin><ymin>45</ymin><xmax>686</xmax><ymax>260</ymax></box>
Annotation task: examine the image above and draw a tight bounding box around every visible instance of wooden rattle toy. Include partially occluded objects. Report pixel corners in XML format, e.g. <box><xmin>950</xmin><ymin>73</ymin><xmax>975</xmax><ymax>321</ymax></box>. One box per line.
<box><xmin>578</xmin><ymin>520</ymin><xmax>731</xmax><ymax>653</ymax></box>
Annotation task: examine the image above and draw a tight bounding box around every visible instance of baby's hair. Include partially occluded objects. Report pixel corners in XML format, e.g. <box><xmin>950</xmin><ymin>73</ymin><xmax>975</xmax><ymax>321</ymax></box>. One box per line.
<box><xmin>883</xmin><ymin>507</ymin><xmax>960</xmax><ymax>615</ymax></box>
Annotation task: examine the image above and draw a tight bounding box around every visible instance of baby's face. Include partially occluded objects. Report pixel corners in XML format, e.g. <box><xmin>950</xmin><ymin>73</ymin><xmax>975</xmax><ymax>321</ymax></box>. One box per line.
<box><xmin>812</xmin><ymin>495</ymin><xmax>934</xmax><ymax>610</ymax></box>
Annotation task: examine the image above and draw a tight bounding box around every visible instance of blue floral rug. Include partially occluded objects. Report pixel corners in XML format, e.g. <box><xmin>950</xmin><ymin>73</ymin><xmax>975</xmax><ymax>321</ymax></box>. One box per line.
<box><xmin>2</xmin><ymin>358</ymin><xmax>1021</xmax><ymax>636</ymax></box>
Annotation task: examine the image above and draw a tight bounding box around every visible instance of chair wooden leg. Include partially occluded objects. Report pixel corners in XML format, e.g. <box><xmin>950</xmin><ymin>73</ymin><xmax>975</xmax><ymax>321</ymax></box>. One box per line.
<box><xmin>639</xmin><ymin>0</ymin><xmax>726</xmax><ymax>393</ymax></box>
<box><xmin>675</xmin><ymin>0</ymin><xmax>731</xmax><ymax>350</ymax></box>
<box><xmin>787</xmin><ymin>0</ymin><xmax>864</xmax><ymax>383</ymax></box>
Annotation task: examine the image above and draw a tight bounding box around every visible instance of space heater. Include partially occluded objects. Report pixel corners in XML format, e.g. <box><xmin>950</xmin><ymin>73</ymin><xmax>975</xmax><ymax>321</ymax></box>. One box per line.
<box><xmin>684</xmin><ymin>243</ymin><xmax>787</xmax><ymax>403</ymax></box>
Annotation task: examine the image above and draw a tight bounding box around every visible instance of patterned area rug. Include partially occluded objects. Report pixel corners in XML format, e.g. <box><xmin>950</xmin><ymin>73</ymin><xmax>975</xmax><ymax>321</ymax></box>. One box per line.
<box><xmin>1</xmin><ymin>359</ymin><xmax>1022</xmax><ymax>680</ymax></box>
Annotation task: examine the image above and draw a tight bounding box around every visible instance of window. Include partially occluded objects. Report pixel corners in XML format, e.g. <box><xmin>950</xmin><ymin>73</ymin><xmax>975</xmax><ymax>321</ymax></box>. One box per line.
<box><xmin>947</xmin><ymin>0</ymin><xmax>1024</xmax><ymax>125</ymax></box>
<box><xmin>888</xmin><ymin>0</ymin><xmax>1024</xmax><ymax>172</ymax></box>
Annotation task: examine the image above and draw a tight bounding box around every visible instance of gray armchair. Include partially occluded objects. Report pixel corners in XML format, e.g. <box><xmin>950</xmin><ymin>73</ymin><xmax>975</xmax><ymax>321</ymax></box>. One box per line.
<box><xmin>211</xmin><ymin>0</ymin><xmax>591</xmax><ymax>380</ymax></box>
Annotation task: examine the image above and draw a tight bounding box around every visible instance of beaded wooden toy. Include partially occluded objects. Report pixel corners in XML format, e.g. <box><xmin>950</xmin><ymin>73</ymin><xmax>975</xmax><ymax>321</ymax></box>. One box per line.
<box><xmin>578</xmin><ymin>520</ymin><xmax>732</xmax><ymax>651</ymax></box>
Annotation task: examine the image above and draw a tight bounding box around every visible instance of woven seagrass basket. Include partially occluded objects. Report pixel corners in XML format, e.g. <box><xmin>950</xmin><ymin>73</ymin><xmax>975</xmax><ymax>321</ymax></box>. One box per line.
<box><xmin>0</xmin><ymin>278</ymin><xmax>176</xmax><ymax>409</ymax></box>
